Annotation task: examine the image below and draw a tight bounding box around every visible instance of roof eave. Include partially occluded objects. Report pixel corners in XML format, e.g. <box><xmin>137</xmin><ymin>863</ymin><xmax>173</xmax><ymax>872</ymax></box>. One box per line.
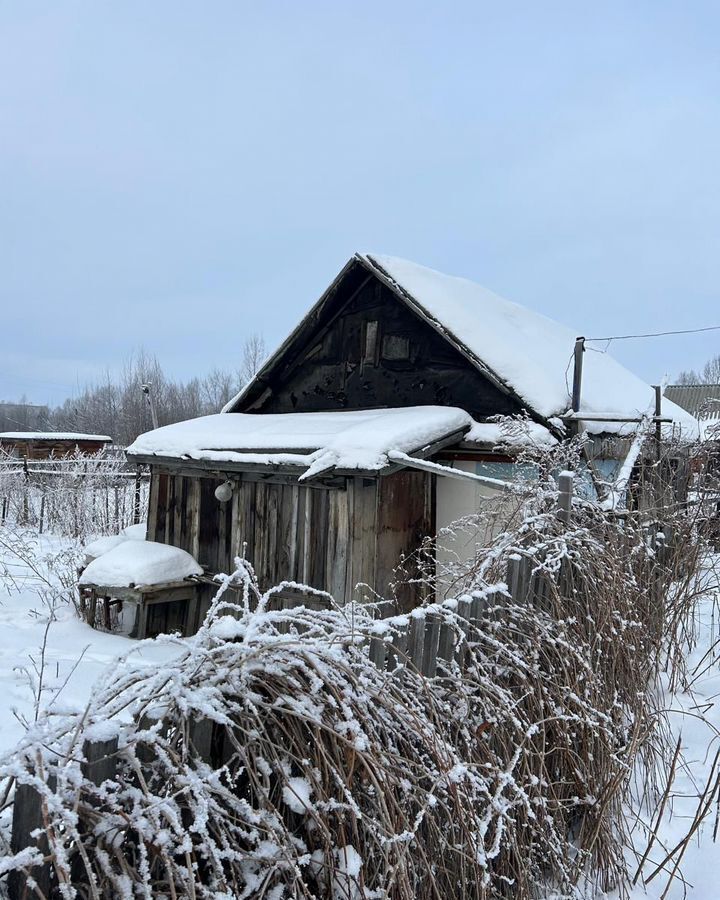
<box><xmin>127</xmin><ymin>425</ymin><xmax>471</xmax><ymax>482</ymax></box>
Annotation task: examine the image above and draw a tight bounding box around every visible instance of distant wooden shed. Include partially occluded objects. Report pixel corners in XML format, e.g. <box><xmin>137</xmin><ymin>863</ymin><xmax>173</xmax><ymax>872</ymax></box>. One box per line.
<box><xmin>0</xmin><ymin>432</ymin><xmax>112</xmax><ymax>460</ymax></box>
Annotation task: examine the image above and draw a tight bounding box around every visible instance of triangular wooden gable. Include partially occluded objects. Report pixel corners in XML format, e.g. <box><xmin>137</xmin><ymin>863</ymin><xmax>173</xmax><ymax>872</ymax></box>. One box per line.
<box><xmin>229</xmin><ymin>255</ymin><xmax>542</xmax><ymax>424</ymax></box>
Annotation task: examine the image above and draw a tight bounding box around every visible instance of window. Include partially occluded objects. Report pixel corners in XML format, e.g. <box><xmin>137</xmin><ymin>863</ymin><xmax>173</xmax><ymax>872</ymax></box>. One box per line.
<box><xmin>381</xmin><ymin>334</ymin><xmax>410</xmax><ymax>361</ymax></box>
<box><xmin>363</xmin><ymin>321</ymin><xmax>379</xmax><ymax>365</ymax></box>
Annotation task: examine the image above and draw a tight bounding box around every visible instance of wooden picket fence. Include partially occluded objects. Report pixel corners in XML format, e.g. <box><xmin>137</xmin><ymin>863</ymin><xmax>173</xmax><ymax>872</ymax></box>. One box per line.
<box><xmin>0</xmin><ymin>455</ymin><xmax>149</xmax><ymax>535</ymax></box>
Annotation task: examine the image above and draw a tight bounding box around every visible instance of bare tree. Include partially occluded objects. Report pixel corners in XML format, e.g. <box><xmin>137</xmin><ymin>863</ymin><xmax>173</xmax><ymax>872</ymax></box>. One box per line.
<box><xmin>201</xmin><ymin>367</ymin><xmax>242</xmax><ymax>412</ymax></box>
<box><xmin>45</xmin><ymin>340</ymin><xmax>265</xmax><ymax>446</ymax></box>
<box><xmin>677</xmin><ymin>353</ymin><xmax>720</xmax><ymax>385</ymax></box>
<box><xmin>239</xmin><ymin>333</ymin><xmax>267</xmax><ymax>386</ymax></box>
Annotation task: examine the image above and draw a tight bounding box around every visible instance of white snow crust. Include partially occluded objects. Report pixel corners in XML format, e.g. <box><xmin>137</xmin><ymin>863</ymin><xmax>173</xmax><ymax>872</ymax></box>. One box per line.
<box><xmin>465</xmin><ymin>420</ymin><xmax>557</xmax><ymax>448</ymax></box>
<box><xmin>84</xmin><ymin>523</ymin><xmax>147</xmax><ymax>563</ymax></box>
<box><xmin>0</xmin><ymin>432</ymin><xmax>112</xmax><ymax>441</ymax></box>
<box><xmin>79</xmin><ymin>540</ymin><xmax>202</xmax><ymax>588</ymax></box>
<box><xmin>84</xmin><ymin>534</ymin><xmax>127</xmax><ymax>561</ymax></box>
<box><xmin>282</xmin><ymin>777</ymin><xmax>313</xmax><ymax>814</ymax></box>
<box><xmin>127</xmin><ymin>406</ymin><xmax>472</xmax><ymax>476</ymax></box>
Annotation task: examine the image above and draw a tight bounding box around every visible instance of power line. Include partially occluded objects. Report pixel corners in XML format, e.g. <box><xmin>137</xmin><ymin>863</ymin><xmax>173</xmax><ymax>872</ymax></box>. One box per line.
<box><xmin>586</xmin><ymin>324</ymin><xmax>720</xmax><ymax>343</ymax></box>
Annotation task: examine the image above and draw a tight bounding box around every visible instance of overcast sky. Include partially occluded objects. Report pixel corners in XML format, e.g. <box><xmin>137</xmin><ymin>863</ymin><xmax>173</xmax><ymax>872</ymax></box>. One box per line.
<box><xmin>2</xmin><ymin>1</ymin><xmax>720</xmax><ymax>405</ymax></box>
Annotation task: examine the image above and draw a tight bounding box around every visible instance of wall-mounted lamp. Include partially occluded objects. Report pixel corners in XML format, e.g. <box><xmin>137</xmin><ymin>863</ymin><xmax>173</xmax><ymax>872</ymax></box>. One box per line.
<box><xmin>214</xmin><ymin>480</ymin><xmax>233</xmax><ymax>503</ymax></box>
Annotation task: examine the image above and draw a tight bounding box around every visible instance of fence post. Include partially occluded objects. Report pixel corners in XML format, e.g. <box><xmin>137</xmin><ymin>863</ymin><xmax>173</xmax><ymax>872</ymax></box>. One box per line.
<box><xmin>133</xmin><ymin>467</ymin><xmax>142</xmax><ymax>525</ymax></box>
<box><xmin>8</xmin><ymin>773</ymin><xmax>54</xmax><ymax>899</ymax></box>
<box><xmin>82</xmin><ymin>736</ymin><xmax>118</xmax><ymax>787</ymax></box>
<box><xmin>556</xmin><ymin>471</ymin><xmax>574</xmax><ymax>525</ymax></box>
<box><xmin>369</xmin><ymin>636</ymin><xmax>387</xmax><ymax>669</ymax></box>
<box><xmin>21</xmin><ymin>455</ymin><xmax>29</xmax><ymax>525</ymax></box>
<box><xmin>422</xmin><ymin>614</ymin><xmax>442</xmax><ymax>677</ymax></box>
<box><xmin>188</xmin><ymin>718</ymin><xmax>214</xmax><ymax>763</ymax></box>
<box><xmin>38</xmin><ymin>493</ymin><xmax>45</xmax><ymax>535</ymax></box>
<box><xmin>407</xmin><ymin>614</ymin><xmax>426</xmax><ymax>672</ymax></box>
<box><xmin>386</xmin><ymin>628</ymin><xmax>408</xmax><ymax>672</ymax></box>
<box><xmin>437</xmin><ymin>621</ymin><xmax>455</xmax><ymax>667</ymax></box>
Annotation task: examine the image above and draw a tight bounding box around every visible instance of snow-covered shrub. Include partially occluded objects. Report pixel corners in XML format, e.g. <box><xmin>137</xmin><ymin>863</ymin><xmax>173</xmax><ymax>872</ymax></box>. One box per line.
<box><xmin>0</xmin><ymin>524</ymin><xmax>84</xmax><ymax>621</ymax></box>
<box><xmin>0</xmin><ymin>548</ymin><xmax>657</xmax><ymax>899</ymax></box>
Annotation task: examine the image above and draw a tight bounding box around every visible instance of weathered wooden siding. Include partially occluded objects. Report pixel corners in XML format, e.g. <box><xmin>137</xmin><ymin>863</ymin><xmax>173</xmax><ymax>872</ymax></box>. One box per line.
<box><xmin>236</xmin><ymin>272</ymin><xmax>523</xmax><ymax>421</ymax></box>
<box><xmin>376</xmin><ymin>469</ymin><xmax>434</xmax><ymax>610</ymax></box>
<box><xmin>148</xmin><ymin>467</ymin><xmax>434</xmax><ymax>622</ymax></box>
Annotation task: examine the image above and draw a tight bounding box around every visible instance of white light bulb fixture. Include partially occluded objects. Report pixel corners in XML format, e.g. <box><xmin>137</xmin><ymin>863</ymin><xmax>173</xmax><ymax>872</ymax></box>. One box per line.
<box><xmin>214</xmin><ymin>480</ymin><xmax>233</xmax><ymax>503</ymax></box>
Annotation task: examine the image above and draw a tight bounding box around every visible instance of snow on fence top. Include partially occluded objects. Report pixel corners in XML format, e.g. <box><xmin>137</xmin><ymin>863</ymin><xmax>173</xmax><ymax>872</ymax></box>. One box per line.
<box><xmin>0</xmin><ymin>432</ymin><xmax>112</xmax><ymax>442</ymax></box>
<box><xmin>79</xmin><ymin>540</ymin><xmax>202</xmax><ymax>589</ymax></box>
<box><xmin>127</xmin><ymin>406</ymin><xmax>472</xmax><ymax>478</ymax></box>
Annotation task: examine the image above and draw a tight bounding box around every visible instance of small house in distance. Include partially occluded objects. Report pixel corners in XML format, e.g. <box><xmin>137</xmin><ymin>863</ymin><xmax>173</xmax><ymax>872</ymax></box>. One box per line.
<box><xmin>0</xmin><ymin>432</ymin><xmax>112</xmax><ymax>460</ymax></box>
<box><xmin>665</xmin><ymin>385</ymin><xmax>720</xmax><ymax>423</ymax></box>
<box><xmin>103</xmin><ymin>253</ymin><xmax>696</xmax><ymax>639</ymax></box>
<box><xmin>665</xmin><ymin>384</ymin><xmax>720</xmax><ymax>520</ymax></box>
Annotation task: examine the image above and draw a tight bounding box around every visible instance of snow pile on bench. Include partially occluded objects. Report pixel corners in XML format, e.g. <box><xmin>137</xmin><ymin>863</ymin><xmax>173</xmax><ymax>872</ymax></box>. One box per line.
<box><xmin>79</xmin><ymin>540</ymin><xmax>202</xmax><ymax>589</ymax></box>
<box><xmin>127</xmin><ymin>406</ymin><xmax>472</xmax><ymax>477</ymax></box>
<box><xmin>83</xmin><ymin>534</ymin><xmax>127</xmax><ymax>561</ymax></box>
<box><xmin>84</xmin><ymin>523</ymin><xmax>147</xmax><ymax>564</ymax></box>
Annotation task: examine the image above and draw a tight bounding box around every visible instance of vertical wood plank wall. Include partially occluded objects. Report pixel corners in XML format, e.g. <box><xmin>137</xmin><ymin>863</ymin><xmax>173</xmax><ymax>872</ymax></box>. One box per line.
<box><xmin>147</xmin><ymin>467</ymin><xmax>434</xmax><ymax>618</ymax></box>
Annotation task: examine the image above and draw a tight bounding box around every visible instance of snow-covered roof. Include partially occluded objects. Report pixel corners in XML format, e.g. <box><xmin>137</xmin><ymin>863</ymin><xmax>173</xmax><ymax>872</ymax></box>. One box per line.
<box><xmin>360</xmin><ymin>255</ymin><xmax>696</xmax><ymax>435</ymax></box>
<box><xmin>0</xmin><ymin>432</ymin><xmax>112</xmax><ymax>442</ymax></box>
<box><xmin>664</xmin><ymin>385</ymin><xmax>720</xmax><ymax>420</ymax></box>
<box><xmin>79</xmin><ymin>541</ymin><xmax>202</xmax><ymax>589</ymax></box>
<box><xmin>127</xmin><ymin>406</ymin><xmax>472</xmax><ymax>479</ymax></box>
<box><xmin>224</xmin><ymin>253</ymin><xmax>697</xmax><ymax>437</ymax></box>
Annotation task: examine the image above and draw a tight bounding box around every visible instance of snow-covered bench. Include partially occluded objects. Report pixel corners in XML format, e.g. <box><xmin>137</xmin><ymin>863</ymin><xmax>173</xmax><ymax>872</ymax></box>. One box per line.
<box><xmin>78</xmin><ymin>537</ymin><xmax>203</xmax><ymax>638</ymax></box>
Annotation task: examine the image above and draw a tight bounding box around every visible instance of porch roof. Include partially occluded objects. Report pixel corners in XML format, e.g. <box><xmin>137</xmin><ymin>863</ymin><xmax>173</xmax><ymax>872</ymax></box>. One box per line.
<box><xmin>127</xmin><ymin>406</ymin><xmax>476</xmax><ymax>479</ymax></box>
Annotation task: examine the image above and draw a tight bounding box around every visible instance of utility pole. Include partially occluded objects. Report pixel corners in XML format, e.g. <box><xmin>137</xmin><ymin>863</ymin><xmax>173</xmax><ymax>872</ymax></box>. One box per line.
<box><xmin>141</xmin><ymin>383</ymin><xmax>159</xmax><ymax>430</ymax></box>
<box><xmin>571</xmin><ymin>337</ymin><xmax>585</xmax><ymax>414</ymax></box>
<box><xmin>570</xmin><ymin>336</ymin><xmax>585</xmax><ymax>436</ymax></box>
<box><xmin>653</xmin><ymin>385</ymin><xmax>663</xmax><ymax>507</ymax></box>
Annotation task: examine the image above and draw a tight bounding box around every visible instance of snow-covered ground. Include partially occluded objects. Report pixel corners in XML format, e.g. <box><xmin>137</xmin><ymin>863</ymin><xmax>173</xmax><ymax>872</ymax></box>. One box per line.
<box><xmin>628</xmin><ymin>557</ymin><xmax>720</xmax><ymax>899</ymax></box>
<box><xmin>0</xmin><ymin>531</ymin><xmax>182</xmax><ymax>755</ymax></box>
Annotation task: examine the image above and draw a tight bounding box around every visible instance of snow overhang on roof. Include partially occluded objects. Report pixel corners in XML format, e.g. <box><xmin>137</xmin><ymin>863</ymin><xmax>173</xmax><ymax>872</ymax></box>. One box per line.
<box><xmin>126</xmin><ymin>407</ymin><xmax>473</xmax><ymax>480</ymax></box>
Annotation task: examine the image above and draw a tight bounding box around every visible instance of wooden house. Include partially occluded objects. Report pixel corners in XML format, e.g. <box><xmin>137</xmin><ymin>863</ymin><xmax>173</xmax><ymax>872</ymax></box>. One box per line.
<box><xmin>100</xmin><ymin>253</ymin><xmax>696</xmax><ymax>638</ymax></box>
<box><xmin>0</xmin><ymin>432</ymin><xmax>112</xmax><ymax>460</ymax></box>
